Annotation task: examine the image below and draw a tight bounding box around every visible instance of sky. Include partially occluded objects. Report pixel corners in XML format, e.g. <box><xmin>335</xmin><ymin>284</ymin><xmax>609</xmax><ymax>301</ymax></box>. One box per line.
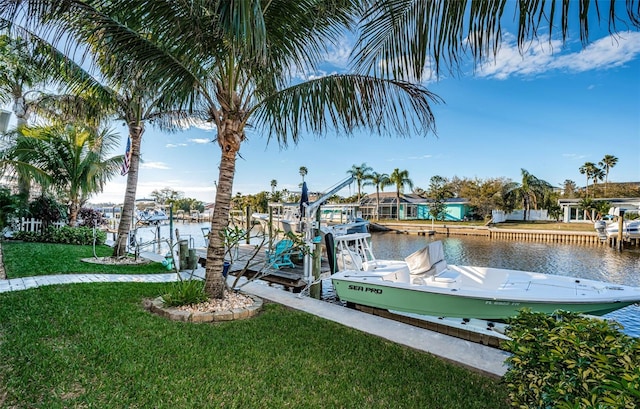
<box><xmin>6</xmin><ymin>16</ymin><xmax>640</xmax><ymax>205</ymax></box>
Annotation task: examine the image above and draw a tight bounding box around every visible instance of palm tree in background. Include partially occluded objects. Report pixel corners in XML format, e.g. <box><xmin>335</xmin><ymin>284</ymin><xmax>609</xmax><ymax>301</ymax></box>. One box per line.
<box><xmin>579</xmin><ymin>162</ymin><xmax>598</xmax><ymax>197</ymax></box>
<box><xmin>389</xmin><ymin>168</ymin><xmax>413</xmax><ymax>220</ymax></box>
<box><xmin>347</xmin><ymin>163</ymin><xmax>373</xmax><ymax>203</ymax></box>
<box><xmin>2</xmin><ymin>123</ymin><xmax>122</xmax><ymax>225</ymax></box>
<box><xmin>270</xmin><ymin>179</ymin><xmax>277</xmax><ymax>194</ymax></box>
<box><xmin>505</xmin><ymin>169</ymin><xmax>553</xmax><ymax>221</ymax></box>
<box><xmin>364</xmin><ymin>171</ymin><xmax>390</xmax><ymax>219</ymax></box>
<box><xmin>299</xmin><ymin>167</ymin><xmax>308</xmax><ymax>184</ymax></box>
<box><xmin>599</xmin><ymin>155</ymin><xmax>618</xmax><ymax>196</ymax></box>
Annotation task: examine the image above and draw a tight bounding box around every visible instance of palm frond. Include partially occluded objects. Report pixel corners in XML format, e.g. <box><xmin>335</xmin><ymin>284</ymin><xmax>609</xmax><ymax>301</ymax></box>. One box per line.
<box><xmin>352</xmin><ymin>0</ymin><xmax>640</xmax><ymax>80</ymax></box>
<box><xmin>252</xmin><ymin>74</ymin><xmax>441</xmax><ymax>147</ymax></box>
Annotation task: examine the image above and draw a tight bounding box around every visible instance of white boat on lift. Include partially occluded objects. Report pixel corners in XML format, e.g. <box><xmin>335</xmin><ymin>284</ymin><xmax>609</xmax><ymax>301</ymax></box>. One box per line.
<box><xmin>594</xmin><ymin>207</ymin><xmax>640</xmax><ymax>240</ymax></box>
<box><xmin>136</xmin><ymin>208</ymin><xmax>169</xmax><ymax>225</ymax></box>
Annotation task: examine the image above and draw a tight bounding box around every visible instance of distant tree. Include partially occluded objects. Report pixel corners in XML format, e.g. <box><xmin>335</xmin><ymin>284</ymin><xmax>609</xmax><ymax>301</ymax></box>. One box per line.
<box><xmin>412</xmin><ymin>187</ymin><xmax>426</xmax><ymax>197</ymax></box>
<box><xmin>579</xmin><ymin>162</ymin><xmax>598</xmax><ymax>197</ymax></box>
<box><xmin>364</xmin><ymin>171</ymin><xmax>390</xmax><ymax>219</ymax></box>
<box><xmin>270</xmin><ymin>179</ymin><xmax>277</xmax><ymax>194</ymax></box>
<box><xmin>299</xmin><ymin>166</ymin><xmax>308</xmax><ymax>183</ymax></box>
<box><xmin>599</xmin><ymin>155</ymin><xmax>618</xmax><ymax>196</ymax></box>
<box><xmin>505</xmin><ymin>169</ymin><xmax>553</xmax><ymax>221</ymax></box>
<box><xmin>562</xmin><ymin>179</ymin><xmax>577</xmax><ymax>197</ymax></box>
<box><xmin>347</xmin><ymin>163</ymin><xmax>373</xmax><ymax>203</ymax></box>
<box><xmin>389</xmin><ymin>168</ymin><xmax>413</xmax><ymax>220</ymax></box>
<box><xmin>427</xmin><ymin>175</ymin><xmax>453</xmax><ymax>221</ymax></box>
<box><xmin>150</xmin><ymin>187</ymin><xmax>183</xmax><ymax>206</ymax></box>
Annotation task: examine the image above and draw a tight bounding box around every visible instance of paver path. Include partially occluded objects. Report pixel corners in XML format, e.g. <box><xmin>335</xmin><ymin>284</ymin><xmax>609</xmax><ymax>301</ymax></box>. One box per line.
<box><xmin>0</xmin><ymin>271</ymin><xmax>204</xmax><ymax>293</ymax></box>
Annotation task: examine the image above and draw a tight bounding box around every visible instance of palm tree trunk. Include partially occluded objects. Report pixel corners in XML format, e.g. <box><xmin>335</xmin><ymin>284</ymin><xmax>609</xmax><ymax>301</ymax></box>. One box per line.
<box><xmin>112</xmin><ymin>125</ymin><xmax>143</xmax><ymax>257</ymax></box>
<box><xmin>204</xmin><ymin>148</ymin><xmax>236</xmax><ymax>298</ymax></box>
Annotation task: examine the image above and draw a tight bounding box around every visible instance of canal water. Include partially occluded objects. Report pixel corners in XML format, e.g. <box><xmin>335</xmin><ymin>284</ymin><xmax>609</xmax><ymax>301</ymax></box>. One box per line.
<box><xmin>132</xmin><ymin>223</ymin><xmax>640</xmax><ymax>337</ymax></box>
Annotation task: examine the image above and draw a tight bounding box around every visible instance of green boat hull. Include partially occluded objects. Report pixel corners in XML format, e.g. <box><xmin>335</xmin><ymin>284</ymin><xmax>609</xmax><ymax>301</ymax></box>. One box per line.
<box><xmin>331</xmin><ymin>279</ymin><xmax>635</xmax><ymax>320</ymax></box>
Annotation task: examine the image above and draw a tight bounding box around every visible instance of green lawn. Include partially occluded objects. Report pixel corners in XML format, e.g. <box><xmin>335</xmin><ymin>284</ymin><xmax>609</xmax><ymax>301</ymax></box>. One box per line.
<box><xmin>0</xmin><ymin>283</ymin><xmax>509</xmax><ymax>408</ymax></box>
<box><xmin>1</xmin><ymin>242</ymin><xmax>165</xmax><ymax>278</ymax></box>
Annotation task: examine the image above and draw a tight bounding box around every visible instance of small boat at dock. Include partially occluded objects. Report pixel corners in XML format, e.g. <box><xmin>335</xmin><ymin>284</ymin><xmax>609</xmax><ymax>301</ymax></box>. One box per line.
<box><xmin>330</xmin><ymin>234</ymin><xmax>640</xmax><ymax>320</ymax></box>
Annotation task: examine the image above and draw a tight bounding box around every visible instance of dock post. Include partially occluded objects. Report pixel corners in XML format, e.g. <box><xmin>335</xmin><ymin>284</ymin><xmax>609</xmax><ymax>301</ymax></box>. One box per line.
<box><xmin>245</xmin><ymin>206</ymin><xmax>251</xmax><ymax>244</ymax></box>
<box><xmin>617</xmin><ymin>216</ymin><xmax>624</xmax><ymax>251</ymax></box>
<box><xmin>310</xmin><ymin>206</ymin><xmax>322</xmax><ymax>299</ymax></box>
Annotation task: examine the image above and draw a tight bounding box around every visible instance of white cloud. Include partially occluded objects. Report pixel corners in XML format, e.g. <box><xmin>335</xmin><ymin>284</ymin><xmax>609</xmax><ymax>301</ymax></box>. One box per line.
<box><xmin>166</xmin><ymin>143</ymin><xmax>187</xmax><ymax>148</ymax></box>
<box><xmin>172</xmin><ymin>117</ymin><xmax>217</xmax><ymax>131</ymax></box>
<box><xmin>477</xmin><ymin>31</ymin><xmax>640</xmax><ymax>79</ymax></box>
<box><xmin>189</xmin><ymin>138</ymin><xmax>211</xmax><ymax>144</ymax></box>
<box><xmin>324</xmin><ymin>36</ymin><xmax>352</xmax><ymax>68</ymax></box>
<box><xmin>141</xmin><ymin>161</ymin><xmax>170</xmax><ymax>170</ymax></box>
<box><xmin>562</xmin><ymin>153</ymin><xmax>588</xmax><ymax>160</ymax></box>
<box><xmin>407</xmin><ymin>154</ymin><xmax>433</xmax><ymax>160</ymax></box>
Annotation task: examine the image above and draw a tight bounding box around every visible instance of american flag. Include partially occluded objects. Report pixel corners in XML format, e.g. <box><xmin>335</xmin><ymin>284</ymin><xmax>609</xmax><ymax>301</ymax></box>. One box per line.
<box><xmin>121</xmin><ymin>136</ymin><xmax>131</xmax><ymax>176</ymax></box>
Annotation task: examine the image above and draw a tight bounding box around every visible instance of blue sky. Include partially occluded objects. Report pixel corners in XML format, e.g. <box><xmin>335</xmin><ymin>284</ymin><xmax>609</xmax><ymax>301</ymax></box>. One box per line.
<box><xmin>76</xmin><ymin>27</ymin><xmax>640</xmax><ymax>204</ymax></box>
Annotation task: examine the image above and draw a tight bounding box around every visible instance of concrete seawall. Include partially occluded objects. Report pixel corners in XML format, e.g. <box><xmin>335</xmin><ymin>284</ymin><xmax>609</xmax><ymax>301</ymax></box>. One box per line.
<box><xmin>373</xmin><ymin>222</ymin><xmax>639</xmax><ymax>247</ymax></box>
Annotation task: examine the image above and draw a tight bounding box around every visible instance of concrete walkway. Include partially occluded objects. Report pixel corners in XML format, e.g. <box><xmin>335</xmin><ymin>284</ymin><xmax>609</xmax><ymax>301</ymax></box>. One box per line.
<box><xmin>0</xmin><ymin>251</ymin><xmax>510</xmax><ymax>378</ymax></box>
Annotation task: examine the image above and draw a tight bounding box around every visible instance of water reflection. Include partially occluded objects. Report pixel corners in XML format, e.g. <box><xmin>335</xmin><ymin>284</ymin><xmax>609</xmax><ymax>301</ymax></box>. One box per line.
<box><xmin>371</xmin><ymin>232</ymin><xmax>640</xmax><ymax>337</ymax></box>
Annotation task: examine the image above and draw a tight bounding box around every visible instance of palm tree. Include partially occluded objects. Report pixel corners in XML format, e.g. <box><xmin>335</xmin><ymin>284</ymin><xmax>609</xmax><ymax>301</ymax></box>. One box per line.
<box><xmin>364</xmin><ymin>171</ymin><xmax>390</xmax><ymax>219</ymax></box>
<box><xmin>0</xmin><ymin>34</ymin><xmax>68</xmax><ymax>199</ymax></box>
<box><xmin>579</xmin><ymin>162</ymin><xmax>598</xmax><ymax>197</ymax></box>
<box><xmin>270</xmin><ymin>179</ymin><xmax>277</xmax><ymax>194</ymax></box>
<box><xmin>599</xmin><ymin>155</ymin><xmax>618</xmax><ymax>196</ymax></box>
<box><xmin>388</xmin><ymin>168</ymin><xmax>413</xmax><ymax>220</ymax></box>
<box><xmin>2</xmin><ymin>123</ymin><xmax>122</xmax><ymax>224</ymax></box>
<box><xmin>347</xmin><ymin>163</ymin><xmax>373</xmax><ymax>203</ymax></box>
<box><xmin>506</xmin><ymin>169</ymin><xmax>553</xmax><ymax>221</ymax></box>
<box><xmin>299</xmin><ymin>167</ymin><xmax>308</xmax><ymax>184</ymax></box>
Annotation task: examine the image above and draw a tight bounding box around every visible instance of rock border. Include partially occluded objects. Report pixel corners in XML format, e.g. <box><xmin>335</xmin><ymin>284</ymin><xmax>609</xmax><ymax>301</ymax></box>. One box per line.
<box><xmin>144</xmin><ymin>294</ymin><xmax>263</xmax><ymax>323</ymax></box>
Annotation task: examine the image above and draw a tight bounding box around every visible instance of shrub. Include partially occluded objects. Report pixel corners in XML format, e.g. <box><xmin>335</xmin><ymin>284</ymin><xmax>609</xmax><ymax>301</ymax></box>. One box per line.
<box><xmin>78</xmin><ymin>207</ymin><xmax>105</xmax><ymax>228</ymax></box>
<box><xmin>0</xmin><ymin>187</ymin><xmax>20</xmax><ymax>229</ymax></box>
<box><xmin>161</xmin><ymin>279</ymin><xmax>208</xmax><ymax>307</ymax></box>
<box><xmin>13</xmin><ymin>226</ymin><xmax>106</xmax><ymax>246</ymax></box>
<box><xmin>28</xmin><ymin>195</ymin><xmax>66</xmax><ymax>228</ymax></box>
<box><xmin>503</xmin><ymin>309</ymin><xmax>640</xmax><ymax>408</ymax></box>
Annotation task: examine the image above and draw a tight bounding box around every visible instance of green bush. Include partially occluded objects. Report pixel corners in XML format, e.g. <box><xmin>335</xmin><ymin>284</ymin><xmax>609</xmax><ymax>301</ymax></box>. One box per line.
<box><xmin>12</xmin><ymin>226</ymin><xmax>106</xmax><ymax>246</ymax></box>
<box><xmin>503</xmin><ymin>309</ymin><xmax>640</xmax><ymax>408</ymax></box>
<box><xmin>161</xmin><ymin>279</ymin><xmax>208</xmax><ymax>307</ymax></box>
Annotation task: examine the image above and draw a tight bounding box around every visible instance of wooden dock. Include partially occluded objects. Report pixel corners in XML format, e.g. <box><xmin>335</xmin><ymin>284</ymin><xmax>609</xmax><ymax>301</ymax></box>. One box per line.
<box><xmin>198</xmin><ymin>243</ymin><xmax>331</xmax><ymax>292</ymax></box>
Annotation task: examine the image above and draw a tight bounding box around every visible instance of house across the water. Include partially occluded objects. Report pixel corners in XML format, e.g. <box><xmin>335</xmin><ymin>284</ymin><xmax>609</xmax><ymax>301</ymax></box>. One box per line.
<box><xmin>359</xmin><ymin>192</ymin><xmax>471</xmax><ymax>221</ymax></box>
<box><xmin>558</xmin><ymin>198</ymin><xmax>640</xmax><ymax>223</ymax></box>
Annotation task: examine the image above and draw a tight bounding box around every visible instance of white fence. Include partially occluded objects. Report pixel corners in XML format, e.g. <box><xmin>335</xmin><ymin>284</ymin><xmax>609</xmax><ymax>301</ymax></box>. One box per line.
<box><xmin>14</xmin><ymin>218</ymin><xmax>67</xmax><ymax>233</ymax></box>
<box><xmin>491</xmin><ymin>209</ymin><xmax>552</xmax><ymax>223</ymax></box>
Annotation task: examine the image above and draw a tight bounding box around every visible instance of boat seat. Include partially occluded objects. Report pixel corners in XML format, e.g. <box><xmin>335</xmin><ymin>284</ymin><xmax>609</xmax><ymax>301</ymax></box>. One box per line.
<box><xmin>405</xmin><ymin>241</ymin><xmax>447</xmax><ymax>276</ymax></box>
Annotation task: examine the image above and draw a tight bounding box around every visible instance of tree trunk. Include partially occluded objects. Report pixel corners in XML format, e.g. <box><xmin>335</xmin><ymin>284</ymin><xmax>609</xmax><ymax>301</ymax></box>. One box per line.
<box><xmin>204</xmin><ymin>146</ymin><xmax>237</xmax><ymax>298</ymax></box>
<box><xmin>112</xmin><ymin>125</ymin><xmax>143</xmax><ymax>258</ymax></box>
<box><xmin>68</xmin><ymin>200</ymin><xmax>79</xmax><ymax>226</ymax></box>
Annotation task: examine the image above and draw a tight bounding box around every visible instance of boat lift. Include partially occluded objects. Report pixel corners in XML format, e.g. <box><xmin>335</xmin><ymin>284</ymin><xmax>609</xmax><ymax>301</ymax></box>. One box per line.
<box><xmin>298</xmin><ymin>176</ymin><xmax>356</xmax><ymax>296</ymax></box>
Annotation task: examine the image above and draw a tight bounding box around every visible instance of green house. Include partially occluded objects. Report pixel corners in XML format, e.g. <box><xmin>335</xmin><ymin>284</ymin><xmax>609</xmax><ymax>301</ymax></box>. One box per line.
<box><xmin>360</xmin><ymin>193</ymin><xmax>471</xmax><ymax>221</ymax></box>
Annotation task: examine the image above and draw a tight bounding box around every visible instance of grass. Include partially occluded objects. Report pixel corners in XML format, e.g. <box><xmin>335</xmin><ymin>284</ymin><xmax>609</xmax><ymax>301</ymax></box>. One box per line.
<box><xmin>0</xmin><ymin>283</ymin><xmax>509</xmax><ymax>408</ymax></box>
<box><xmin>1</xmin><ymin>242</ymin><xmax>165</xmax><ymax>278</ymax></box>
